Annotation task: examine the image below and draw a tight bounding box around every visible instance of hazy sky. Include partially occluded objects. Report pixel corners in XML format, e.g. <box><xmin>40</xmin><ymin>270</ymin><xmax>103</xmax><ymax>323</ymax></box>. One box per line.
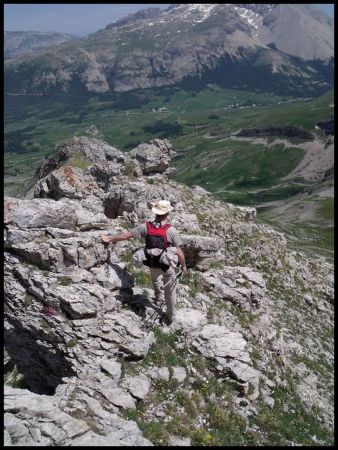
<box><xmin>4</xmin><ymin>3</ymin><xmax>334</xmax><ymax>36</ymax></box>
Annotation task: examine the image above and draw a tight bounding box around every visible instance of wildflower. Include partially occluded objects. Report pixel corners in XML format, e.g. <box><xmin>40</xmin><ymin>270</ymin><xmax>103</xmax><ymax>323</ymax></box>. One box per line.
<box><xmin>41</xmin><ymin>306</ymin><xmax>56</xmax><ymax>317</ymax></box>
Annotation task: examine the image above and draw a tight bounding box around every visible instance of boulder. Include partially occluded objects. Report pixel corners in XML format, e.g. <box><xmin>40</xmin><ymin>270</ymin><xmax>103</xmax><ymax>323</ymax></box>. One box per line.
<box><xmin>172</xmin><ymin>308</ymin><xmax>207</xmax><ymax>334</ymax></box>
<box><xmin>100</xmin><ymin>387</ymin><xmax>136</xmax><ymax>409</ymax></box>
<box><xmin>172</xmin><ymin>366</ymin><xmax>187</xmax><ymax>383</ymax></box>
<box><xmin>99</xmin><ymin>360</ymin><xmax>122</xmax><ymax>383</ymax></box>
<box><xmin>129</xmin><ymin>139</ymin><xmax>174</xmax><ymax>175</ymax></box>
<box><xmin>122</xmin><ymin>375</ymin><xmax>151</xmax><ymax>400</ymax></box>
<box><xmin>4</xmin><ymin>197</ymin><xmax>77</xmax><ymax>230</ymax></box>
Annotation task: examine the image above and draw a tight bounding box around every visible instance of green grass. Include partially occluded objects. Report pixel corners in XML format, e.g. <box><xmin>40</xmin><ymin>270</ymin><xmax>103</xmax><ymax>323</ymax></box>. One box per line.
<box><xmin>253</xmin><ymin>370</ymin><xmax>333</xmax><ymax>446</ymax></box>
<box><xmin>4</xmin><ymin>87</ymin><xmax>332</xmax><ymax>190</ymax></box>
<box><xmin>66</xmin><ymin>152</ymin><xmax>91</xmax><ymax>170</ymax></box>
<box><xmin>140</xmin><ymin>328</ymin><xmax>187</xmax><ymax>368</ymax></box>
<box><xmin>4</xmin><ymin>87</ymin><xmax>334</xmax><ymax>259</ymax></box>
<box><xmin>316</xmin><ymin>198</ymin><xmax>334</xmax><ymax>221</ymax></box>
<box><xmin>122</xmin><ymin>349</ymin><xmax>259</xmax><ymax>446</ymax></box>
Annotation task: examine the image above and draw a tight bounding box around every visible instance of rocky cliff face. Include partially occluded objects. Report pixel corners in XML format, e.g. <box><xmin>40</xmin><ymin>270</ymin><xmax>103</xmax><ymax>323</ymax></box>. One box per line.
<box><xmin>4</xmin><ymin>136</ymin><xmax>334</xmax><ymax>446</ymax></box>
<box><xmin>4</xmin><ymin>4</ymin><xmax>334</xmax><ymax>95</ymax></box>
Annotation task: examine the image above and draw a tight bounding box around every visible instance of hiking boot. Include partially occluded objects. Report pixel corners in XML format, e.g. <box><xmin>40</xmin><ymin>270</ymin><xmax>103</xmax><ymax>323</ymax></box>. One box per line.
<box><xmin>160</xmin><ymin>314</ymin><xmax>173</xmax><ymax>327</ymax></box>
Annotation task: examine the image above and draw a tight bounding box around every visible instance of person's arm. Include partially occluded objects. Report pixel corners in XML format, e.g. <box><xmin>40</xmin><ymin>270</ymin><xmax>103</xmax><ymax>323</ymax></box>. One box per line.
<box><xmin>100</xmin><ymin>231</ymin><xmax>133</xmax><ymax>244</ymax></box>
<box><xmin>176</xmin><ymin>246</ymin><xmax>188</xmax><ymax>273</ymax></box>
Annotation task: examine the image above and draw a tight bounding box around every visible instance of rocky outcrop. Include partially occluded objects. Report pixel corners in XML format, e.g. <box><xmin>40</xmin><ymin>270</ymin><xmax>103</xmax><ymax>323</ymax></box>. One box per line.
<box><xmin>4</xmin><ymin>136</ymin><xmax>334</xmax><ymax>446</ymax></box>
<box><xmin>129</xmin><ymin>139</ymin><xmax>175</xmax><ymax>175</ymax></box>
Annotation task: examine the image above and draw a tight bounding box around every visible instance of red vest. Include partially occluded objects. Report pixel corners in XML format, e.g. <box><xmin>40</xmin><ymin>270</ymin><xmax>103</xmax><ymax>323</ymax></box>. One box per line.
<box><xmin>145</xmin><ymin>221</ymin><xmax>172</xmax><ymax>249</ymax></box>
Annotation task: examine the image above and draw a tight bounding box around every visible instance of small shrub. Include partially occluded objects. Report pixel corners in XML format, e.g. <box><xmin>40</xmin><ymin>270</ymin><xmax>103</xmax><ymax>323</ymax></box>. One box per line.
<box><xmin>124</xmin><ymin>161</ymin><xmax>137</xmax><ymax>177</ymax></box>
<box><xmin>39</xmin><ymin>318</ymin><xmax>50</xmax><ymax>329</ymax></box>
<box><xmin>24</xmin><ymin>293</ymin><xmax>34</xmax><ymax>306</ymax></box>
<box><xmin>133</xmin><ymin>270</ymin><xmax>152</xmax><ymax>287</ymax></box>
<box><xmin>67</xmin><ymin>338</ymin><xmax>78</xmax><ymax>348</ymax></box>
<box><xmin>58</xmin><ymin>276</ymin><xmax>73</xmax><ymax>286</ymax></box>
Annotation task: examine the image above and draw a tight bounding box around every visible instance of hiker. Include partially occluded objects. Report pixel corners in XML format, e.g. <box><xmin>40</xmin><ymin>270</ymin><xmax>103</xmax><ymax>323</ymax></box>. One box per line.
<box><xmin>100</xmin><ymin>200</ymin><xmax>188</xmax><ymax>325</ymax></box>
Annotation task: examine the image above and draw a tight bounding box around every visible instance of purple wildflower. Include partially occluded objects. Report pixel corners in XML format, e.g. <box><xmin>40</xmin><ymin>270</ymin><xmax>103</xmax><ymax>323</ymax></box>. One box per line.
<box><xmin>41</xmin><ymin>306</ymin><xmax>56</xmax><ymax>317</ymax></box>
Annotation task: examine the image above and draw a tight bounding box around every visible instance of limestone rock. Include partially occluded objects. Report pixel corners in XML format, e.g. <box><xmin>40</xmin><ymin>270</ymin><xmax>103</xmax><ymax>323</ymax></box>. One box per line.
<box><xmin>4</xmin><ymin>197</ymin><xmax>77</xmax><ymax>230</ymax></box>
<box><xmin>148</xmin><ymin>367</ymin><xmax>170</xmax><ymax>381</ymax></box>
<box><xmin>90</xmin><ymin>263</ymin><xmax>134</xmax><ymax>290</ymax></box>
<box><xmin>99</xmin><ymin>360</ymin><xmax>122</xmax><ymax>383</ymax></box>
<box><xmin>129</xmin><ymin>139</ymin><xmax>174</xmax><ymax>175</ymax></box>
<box><xmin>172</xmin><ymin>308</ymin><xmax>207</xmax><ymax>334</ymax></box>
<box><xmin>101</xmin><ymin>387</ymin><xmax>136</xmax><ymax>409</ymax></box>
<box><xmin>56</xmin><ymin>285</ymin><xmax>98</xmax><ymax>319</ymax></box>
<box><xmin>193</xmin><ymin>324</ymin><xmax>250</xmax><ymax>362</ymax></box>
<box><xmin>4</xmin><ymin>386</ymin><xmax>89</xmax><ymax>445</ymax></box>
<box><xmin>168</xmin><ymin>435</ymin><xmax>191</xmax><ymax>446</ymax></box>
<box><xmin>122</xmin><ymin>375</ymin><xmax>151</xmax><ymax>400</ymax></box>
<box><xmin>172</xmin><ymin>366</ymin><xmax>187</xmax><ymax>383</ymax></box>
<box><xmin>36</xmin><ymin>137</ymin><xmax>125</xmax><ymax>179</ymax></box>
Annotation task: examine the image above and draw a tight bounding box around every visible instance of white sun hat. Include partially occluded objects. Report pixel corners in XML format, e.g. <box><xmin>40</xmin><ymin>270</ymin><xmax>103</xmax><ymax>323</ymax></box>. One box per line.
<box><xmin>151</xmin><ymin>200</ymin><xmax>173</xmax><ymax>215</ymax></box>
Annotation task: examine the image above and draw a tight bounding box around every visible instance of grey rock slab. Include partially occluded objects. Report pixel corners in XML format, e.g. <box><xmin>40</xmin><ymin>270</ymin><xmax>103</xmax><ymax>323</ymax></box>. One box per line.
<box><xmin>223</xmin><ymin>359</ymin><xmax>260</xmax><ymax>383</ymax></box>
<box><xmin>181</xmin><ymin>234</ymin><xmax>221</xmax><ymax>252</ymax></box>
<box><xmin>29</xmin><ymin>427</ymin><xmax>42</xmax><ymax>442</ymax></box>
<box><xmin>91</xmin><ymin>263</ymin><xmax>134</xmax><ymax>290</ymax></box>
<box><xmin>148</xmin><ymin>366</ymin><xmax>170</xmax><ymax>381</ymax></box>
<box><xmin>237</xmin><ymin>267</ymin><xmax>266</xmax><ymax>288</ymax></box>
<box><xmin>172</xmin><ymin>366</ymin><xmax>187</xmax><ymax>383</ymax></box>
<box><xmin>4</xmin><ymin>197</ymin><xmax>77</xmax><ymax>230</ymax></box>
<box><xmin>235</xmin><ymin>206</ymin><xmax>257</xmax><ymax>221</ymax></box>
<box><xmin>4</xmin><ymin>386</ymin><xmax>89</xmax><ymax>444</ymax></box>
<box><xmin>69</xmin><ymin>428</ymin><xmax>153</xmax><ymax>446</ymax></box>
<box><xmin>102</xmin><ymin>311</ymin><xmax>155</xmax><ymax>358</ymax></box>
<box><xmin>193</xmin><ymin>324</ymin><xmax>250</xmax><ymax>362</ymax></box>
<box><xmin>4</xmin><ymin>413</ymin><xmax>29</xmax><ymax>439</ymax></box>
<box><xmin>101</xmin><ymin>387</ymin><xmax>136</xmax><ymax>409</ymax></box>
<box><xmin>37</xmin><ymin>137</ymin><xmax>125</xmax><ymax>180</ymax></box>
<box><xmin>99</xmin><ymin>360</ymin><xmax>122</xmax><ymax>382</ymax></box>
<box><xmin>42</xmin><ymin>166</ymin><xmax>87</xmax><ymax>199</ymax></box>
<box><xmin>129</xmin><ymin>139</ymin><xmax>173</xmax><ymax>175</ymax></box>
<box><xmin>168</xmin><ymin>435</ymin><xmax>191</xmax><ymax>446</ymax></box>
<box><xmin>56</xmin><ymin>285</ymin><xmax>97</xmax><ymax>319</ymax></box>
<box><xmin>4</xmin><ymin>430</ymin><xmax>12</xmax><ymax>446</ymax></box>
<box><xmin>68</xmin><ymin>431</ymin><xmax>123</xmax><ymax>446</ymax></box>
<box><xmin>122</xmin><ymin>375</ymin><xmax>151</xmax><ymax>400</ymax></box>
<box><xmin>171</xmin><ymin>212</ymin><xmax>200</xmax><ymax>233</ymax></box>
<box><xmin>5</xmin><ymin>228</ymin><xmax>46</xmax><ymax>248</ymax></box>
<box><xmin>172</xmin><ymin>308</ymin><xmax>207</xmax><ymax>334</ymax></box>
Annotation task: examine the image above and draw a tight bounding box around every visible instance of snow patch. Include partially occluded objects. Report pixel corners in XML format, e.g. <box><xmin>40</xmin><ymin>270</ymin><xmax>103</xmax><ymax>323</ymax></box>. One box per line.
<box><xmin>233</xmin><ymin>6</ymin><xmax>264</xmax><ymax>30</ymax></box>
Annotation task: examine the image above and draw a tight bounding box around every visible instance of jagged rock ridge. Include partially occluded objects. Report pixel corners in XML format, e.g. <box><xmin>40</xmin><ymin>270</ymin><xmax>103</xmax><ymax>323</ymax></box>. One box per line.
<box><xmin>4</xmin><ymin>136</ymin><xmax>333</xmax><ymax>445</ymax></box>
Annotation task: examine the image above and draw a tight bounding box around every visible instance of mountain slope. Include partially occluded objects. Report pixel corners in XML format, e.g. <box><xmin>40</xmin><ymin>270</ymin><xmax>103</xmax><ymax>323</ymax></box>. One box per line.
<box><xmin>4</xmin><ymin>136</ymin><xmax>334</xmax><ymax>445</ymax></box>
<box><xmin>4</xmin><ymin>31</ymin><xmax>77</xmax><ymax>58</ymax></box>
<box><xmin>4</xmin><ymin>4</ymin><xmax>334</xmax><ymax>95</ymax></box>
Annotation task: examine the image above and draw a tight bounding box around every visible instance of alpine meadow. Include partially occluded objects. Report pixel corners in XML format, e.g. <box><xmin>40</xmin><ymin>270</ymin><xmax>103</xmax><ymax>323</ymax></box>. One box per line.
<box><xmin>4</xmin><ymin>4</ymin><xmax>334</xmax><ymax>447</ymax></box>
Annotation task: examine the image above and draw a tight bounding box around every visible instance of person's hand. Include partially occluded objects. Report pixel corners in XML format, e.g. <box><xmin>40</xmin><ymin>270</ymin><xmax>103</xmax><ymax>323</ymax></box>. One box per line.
<box><xmin>182</xmin><ymin>265</ymin><xmax>189</xmax><ymax>274</ymax></box>
<box><xmin>100</xmin><ymin>234</ymin><xmax>112</xmax><ymax>244</ymax></box>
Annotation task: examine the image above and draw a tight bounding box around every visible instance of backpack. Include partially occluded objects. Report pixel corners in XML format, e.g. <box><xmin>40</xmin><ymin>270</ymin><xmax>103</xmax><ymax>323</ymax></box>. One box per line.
<box><xmin>143</xmin><ymin>221</ymin><xmax>172</xmax><ymax>270</ymax></box>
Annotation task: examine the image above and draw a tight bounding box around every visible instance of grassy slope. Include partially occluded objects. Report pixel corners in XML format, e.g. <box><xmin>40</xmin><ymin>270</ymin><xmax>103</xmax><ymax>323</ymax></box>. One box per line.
<box><xmin>4</xmin><ymin>87</ymin><xmax>334</xmax><ymax>258</ymax></box>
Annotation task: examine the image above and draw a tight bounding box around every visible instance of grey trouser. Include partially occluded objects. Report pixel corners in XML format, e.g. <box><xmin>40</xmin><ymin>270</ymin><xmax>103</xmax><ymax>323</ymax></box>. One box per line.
<box><xmin>149</xmin><ymin>266</ymin><xmax>177</xmax><ymax>321</ymax></box>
